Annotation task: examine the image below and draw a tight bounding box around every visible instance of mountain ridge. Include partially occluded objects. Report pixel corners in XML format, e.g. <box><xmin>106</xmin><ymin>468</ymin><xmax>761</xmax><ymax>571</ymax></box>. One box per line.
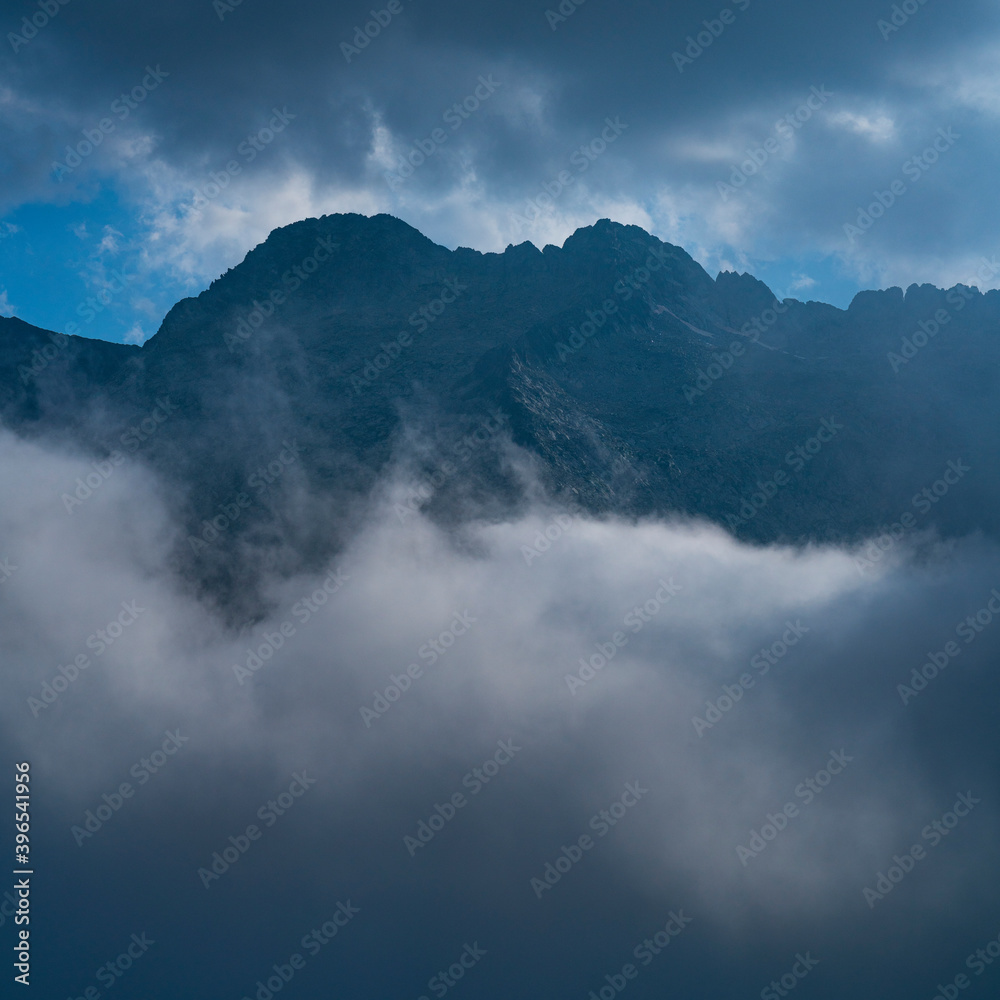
<box><xmin>1</xmin><ymin>212</ymin><xmax>998</xmax><ymax>616</ymax></box>
<box><xmin>6</xmin><ymin>213</ymin><xmax>999</xmax><ymax>351</ymax></box>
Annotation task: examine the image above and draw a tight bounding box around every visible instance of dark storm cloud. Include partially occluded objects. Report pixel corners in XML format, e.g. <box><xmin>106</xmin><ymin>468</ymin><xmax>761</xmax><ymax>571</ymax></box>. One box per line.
<box><xmin>3</xmin><ymin>0</ymin><xmax>1000</xmax><ymax>293</ymax></box>
<box><xmin>2</xmin><ymin>425</ymin><xmax>999</xmax><ymax>998</ymax></box>
<box><xmin>3</xmin><ymin>6</ymin><xmax>1000</xmax><ymax>995</ymax></box>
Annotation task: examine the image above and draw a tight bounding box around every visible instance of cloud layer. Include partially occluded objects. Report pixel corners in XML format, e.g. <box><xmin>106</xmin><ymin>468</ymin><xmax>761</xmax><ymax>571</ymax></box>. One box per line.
<box><xmin>3</xmin><ymin>0</ymin><xmax>1000</xmax><ymax>340</ymax></box>
<box><xmin>2</xmin><ymin>425</ymin><xmax>999</xmax><ymax>998</ymax></box>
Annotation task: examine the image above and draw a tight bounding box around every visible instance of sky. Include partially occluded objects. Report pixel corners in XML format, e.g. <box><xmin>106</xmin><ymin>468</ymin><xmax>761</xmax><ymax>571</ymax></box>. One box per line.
<box><xmin>2</xmin><ymin>0</ymin><xmax>999</xmax><ymax>343</ymax></box>
<box><xmin>3</xmin><ymin>4</ymin><xmax>1000</xmax><ymax>997</ymax></box>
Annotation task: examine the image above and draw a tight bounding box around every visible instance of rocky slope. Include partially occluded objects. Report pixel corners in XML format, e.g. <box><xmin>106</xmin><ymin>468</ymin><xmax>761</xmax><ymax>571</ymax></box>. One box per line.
<box><xmin>2</xmin><ymin>212</ymin><xmax>997</xmax><ymax>612</ymax></box>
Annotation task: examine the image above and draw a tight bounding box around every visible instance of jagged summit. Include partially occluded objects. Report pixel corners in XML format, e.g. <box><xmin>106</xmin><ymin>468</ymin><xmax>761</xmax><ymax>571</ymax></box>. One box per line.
<box><xmin>1</xmin><ymin>212</ymin><xmax>998</xmax><ymax>615</ymax></box>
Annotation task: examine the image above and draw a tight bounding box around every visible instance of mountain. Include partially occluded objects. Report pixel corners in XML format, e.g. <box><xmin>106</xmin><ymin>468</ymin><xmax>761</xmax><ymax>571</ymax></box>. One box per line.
<box><xmin>2</xmin><ymin>213</ymin><xmax>998</xmax><ymax>613</ymax></box>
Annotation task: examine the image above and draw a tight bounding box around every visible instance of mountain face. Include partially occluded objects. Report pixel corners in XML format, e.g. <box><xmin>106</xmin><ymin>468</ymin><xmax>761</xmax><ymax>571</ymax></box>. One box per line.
<box><xmin>2</xmin><ymin>213</ymin><xmax>998</xmax><ymax>613</ymax></box>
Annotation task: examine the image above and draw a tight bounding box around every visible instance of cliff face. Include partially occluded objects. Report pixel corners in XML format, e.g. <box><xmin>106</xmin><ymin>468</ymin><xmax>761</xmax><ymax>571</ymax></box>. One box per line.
<box><xmin>2</xmin><ymin>212</ymin><xmax>998</xmax><ymax>610</ymax></box>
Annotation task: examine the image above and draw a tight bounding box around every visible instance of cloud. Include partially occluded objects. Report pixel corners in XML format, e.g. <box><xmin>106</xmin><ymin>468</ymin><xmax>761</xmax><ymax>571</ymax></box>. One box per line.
<box><xmin>1</xmin><ymin>422</ymin><xmax>998</xmax><ymax>996</ymax></box>
<box><xmin>97</xmin><ymin>225</ymin><xmax>124</xmax><ymax>254</ymax></box>
<box><xmin>4</xmin><ymin>0</ymin><xmax>1000</xmax><ymax>336</ymax></box>
<box><xmin>139</xmin><ymin>165</ymin><xmax>386</xmax><ymax>286</ymax></box>
<box><xmin>122</xmin><ymin>322</ymin><xmax>148</xmax><ymax>345</ymax></box>
<box><xmin>829</xmin><ymin>109</ymin><xmax>897</xmax><ymax>142</ymax></box>
<box><xmin>787</xmin><ymin>272</ymin><xmax>817</xmax><ymax>290</ymax></box>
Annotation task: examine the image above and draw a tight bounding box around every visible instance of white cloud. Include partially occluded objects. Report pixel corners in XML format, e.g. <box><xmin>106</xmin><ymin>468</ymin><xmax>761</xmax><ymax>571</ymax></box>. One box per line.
<box><xmin>98</xmin><ymin>225</ymin><xmax>124</xmax><ymax>254</ymax></box>
<box><xmin>2</xmin><ymin>425</ymin><xmax>997</xmax><ymax>932</ymax></box>
<box><xmin>828</xmin><ymin>110</ymin><xmax>897</xmax><ymax>143</ymax></box>
<box><xmin>122</xmin><ymin>322</ymin><xmax>148</xmax><ymax>345</ymax></box>
<box><xmin>787</xmin><ymin>273</ymin><xmax>817</xmax><ymax>293</ymax></box>
<box><xmin>897</xmin><ymin>40</ymin><xmax>1000</xmax><ymax>117</ymax></box>
<box><xmin>137</xmin><ymin>164</ymin><xmax>386</xmax><ymax>288</ymax></box>
<box><xmin>670</xmin><ymin>137</ymin><xmax>742</xmax><ymax>164</ymax></box>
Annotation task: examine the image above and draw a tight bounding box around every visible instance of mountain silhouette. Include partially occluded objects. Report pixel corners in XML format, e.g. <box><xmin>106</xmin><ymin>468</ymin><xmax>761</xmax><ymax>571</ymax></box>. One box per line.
<box><xmin>3</xmin><ymin>212</ymin><xmax>997</xmax><ymax>613</ymax></box>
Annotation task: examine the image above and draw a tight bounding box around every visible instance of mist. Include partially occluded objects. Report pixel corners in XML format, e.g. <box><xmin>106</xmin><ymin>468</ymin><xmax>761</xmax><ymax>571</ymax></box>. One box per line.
<box><xmin>2</xmin><ymin>423</ymin><xmax>998</xmax><ymax>999</ymax></box>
